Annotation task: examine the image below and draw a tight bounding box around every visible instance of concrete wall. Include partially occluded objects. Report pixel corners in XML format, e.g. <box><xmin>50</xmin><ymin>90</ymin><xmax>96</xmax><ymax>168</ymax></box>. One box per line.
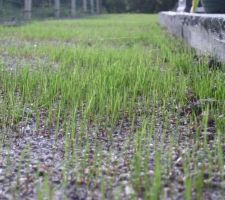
<box><xmin>159</xmin><ymin>12</ymin><xmax>225</xmax><ymax>63</ymax></box>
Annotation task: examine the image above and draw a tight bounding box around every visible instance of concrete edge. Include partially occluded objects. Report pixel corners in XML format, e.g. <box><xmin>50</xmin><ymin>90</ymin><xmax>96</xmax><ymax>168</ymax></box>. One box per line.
<box><xmin>159</xmin><ymin>11</ymin><xmax>225</xmax><ymax>63</ymax></box>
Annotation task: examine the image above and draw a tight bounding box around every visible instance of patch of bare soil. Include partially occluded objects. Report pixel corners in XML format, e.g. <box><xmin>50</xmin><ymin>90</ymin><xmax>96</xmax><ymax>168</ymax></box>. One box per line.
<box><xmin>0</xmin><ymin>53</ymin><xmax>59</xmax><ymax>71</ymax></box>
<box><xmin>0</xmin><ymin>101</ymin><xmax>224</xmax><ymax>200</ymax></box>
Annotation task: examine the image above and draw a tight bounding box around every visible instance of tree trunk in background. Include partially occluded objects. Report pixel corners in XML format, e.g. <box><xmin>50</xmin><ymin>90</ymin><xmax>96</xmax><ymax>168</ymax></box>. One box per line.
<box><xmin>0</xmin><ymin>0</ymin><xmax>3</xmax><ymax>9</ymax></box>
<box><xmin>100</xmin><ymin>0</ymin><xmax>103</xmax><ymax>13</ymax></box>
<box><xmin>48</xmin><ymin>0</ymin><xmax>52</xmax><ymax>7</ymax></box>
<box><xmin>71</xmin><ymin>0</ymin><xmax>76</xmax><ymax>17</ymax></box>
<box><xmin>83</xmin><ymin>0</ymin><xmax>87</xmax><ymax>13</ymax></box>
<box><xmin>54</xmin><ymin>0</ymin><xmax>60</xmax><ymax>18</ymax></box>
<box><xmin>24</xmin><ymin>0</ymin><xmax>32</xmax><ymax>20</ymax></box>
<box><xmin>96</xmin><ymin>0</ymin><xmax>100</xmax><ymax>14</ymax></box>
<box><xmin>90</xmin><ymin>0</ymin><xmax>94</xmax><ymax>14</ymax></box>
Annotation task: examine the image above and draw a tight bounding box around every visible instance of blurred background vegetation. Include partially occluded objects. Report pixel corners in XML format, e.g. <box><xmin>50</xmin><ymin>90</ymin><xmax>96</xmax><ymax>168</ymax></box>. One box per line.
<box><xmin>102</xmin><ymin>0</ymin><xmax>177</xmax><ymax>13</ymax></box>
<box><xmin>0</xmin><ymin>0</ymin><xmax>177</xmax><ymax>22</ymax></box>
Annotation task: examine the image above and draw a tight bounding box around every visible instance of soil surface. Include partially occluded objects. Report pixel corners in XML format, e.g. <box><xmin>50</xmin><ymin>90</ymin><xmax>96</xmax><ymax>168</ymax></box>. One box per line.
<box><xmin>0</xmin><ymin>101</ymin><xmax>224</xmax><ymax>200</ymax></box>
